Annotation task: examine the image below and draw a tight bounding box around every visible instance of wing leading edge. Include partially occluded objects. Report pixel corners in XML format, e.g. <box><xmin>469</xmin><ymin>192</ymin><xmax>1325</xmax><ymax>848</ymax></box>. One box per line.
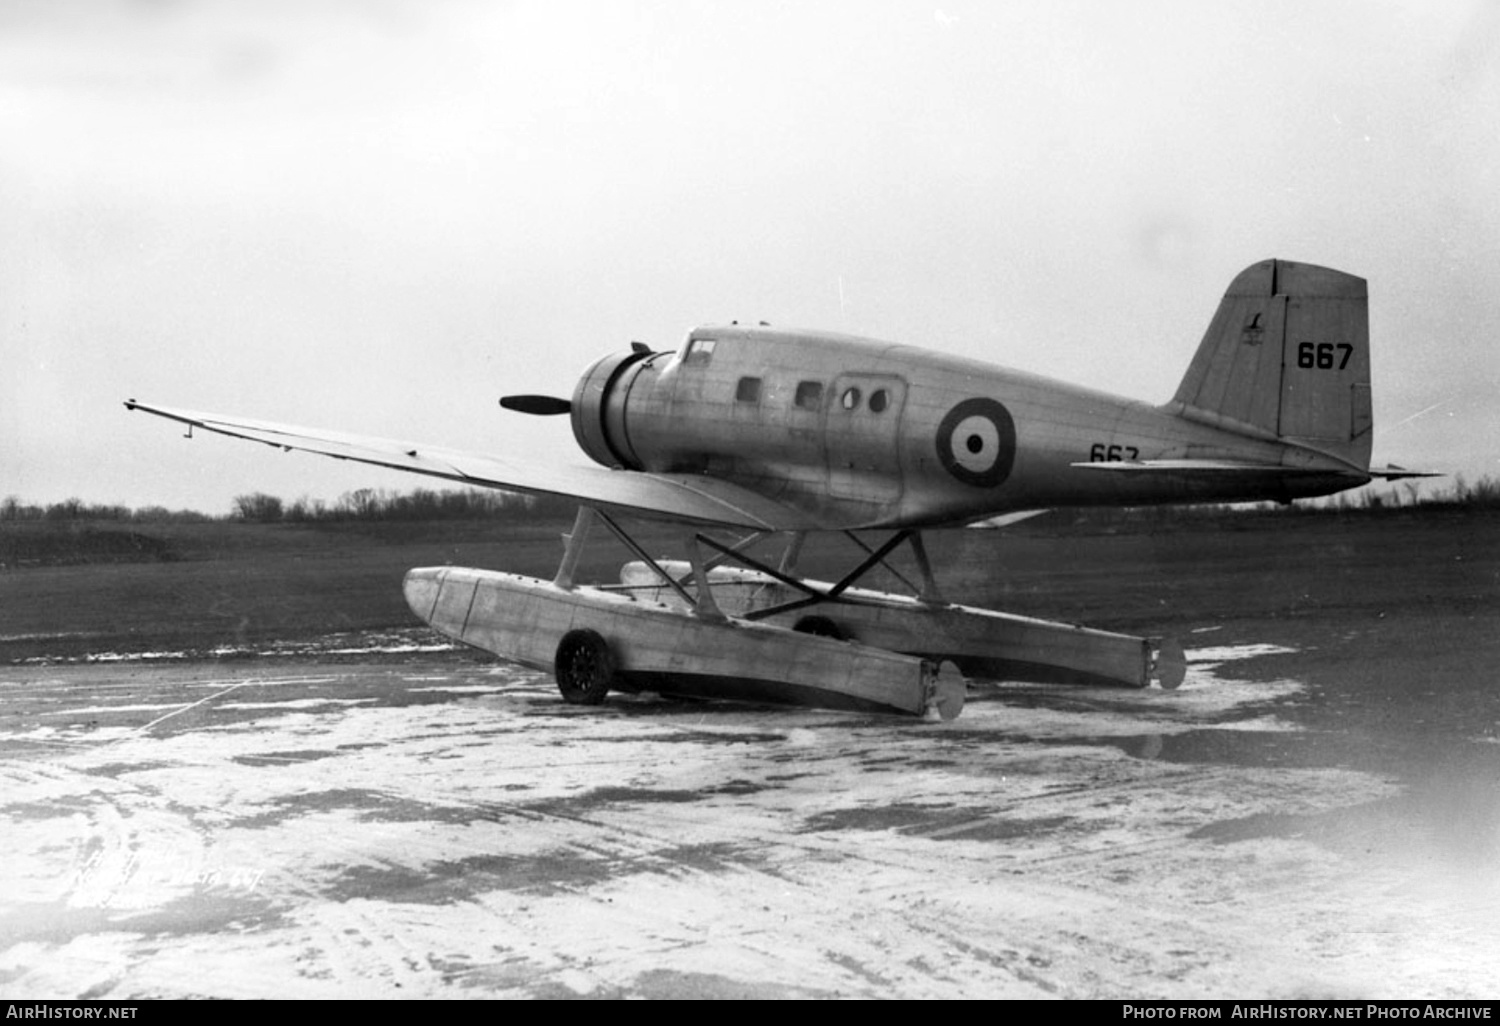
<box><xmin>1068</xmin><ymin>459</ymin><xmax>1352</xmax><ymax>474</ymax></box>
<box><xmin>1070</xmin><ymin>459</ymin><xmax>1435</xmax><ymax>482</ymax></box>
<box><xmin>123</xmin><ymin>400</ymin><xmax>826</xmax><ymax>532</ymax></box>
<box><xmin>1068</xmin><ymin>458</ymin><xmax>1372</xmax><ymax>480</ymax></box>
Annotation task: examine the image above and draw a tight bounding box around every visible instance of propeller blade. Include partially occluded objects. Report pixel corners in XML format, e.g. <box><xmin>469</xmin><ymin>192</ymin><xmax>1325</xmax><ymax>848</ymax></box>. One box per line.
<box><xmin>500</xmin><ymin>395</ymin><xmax>573</xmax><ymax>416</ymax></box>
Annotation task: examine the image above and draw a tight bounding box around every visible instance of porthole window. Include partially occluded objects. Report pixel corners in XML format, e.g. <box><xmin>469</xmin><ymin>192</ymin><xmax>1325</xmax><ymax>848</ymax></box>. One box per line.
<box><xmin>736</xmin><ymin>376</ymin><xmax>762</xmax><ymax>403</ymax></box>
<box><xmin>840</xmin><ymin>387</ymin><xmax>862</xmax><ymax>411</ymax></box>
<box><xmin>868</xmin><ymin>388</ymin><xmax>889</xmax><ymax>413</ymax></box>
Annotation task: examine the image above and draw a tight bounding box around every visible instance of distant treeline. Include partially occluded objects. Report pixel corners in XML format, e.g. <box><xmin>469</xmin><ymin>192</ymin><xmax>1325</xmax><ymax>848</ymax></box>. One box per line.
<box><xmin>1058</xmin><ymin>473</ymin><xmax>1498</xmax><ymax>528</ymax></box>
<box><xmin>0</xmin><ymin>496</ymin><xmax>214</xmax><ymax>524</ymax></box>
<box><xmin>1324</xmin><ymin>473</ymin><xmax>1499</xmax><ymax>511</ymax></box>
<box><xmin>228</xmin><ymin>487</ymin><xmax>581</xmax><ymax>523</ymax></box>
<box><xmin>3</xmin><ymin>475</ymin><xmax>1496</xmax><ymax>527</ymax></box>
<box><xmin>0</xmin><ymin>487</ymin><xmax>579</xmax><ymax>525</ymax></box>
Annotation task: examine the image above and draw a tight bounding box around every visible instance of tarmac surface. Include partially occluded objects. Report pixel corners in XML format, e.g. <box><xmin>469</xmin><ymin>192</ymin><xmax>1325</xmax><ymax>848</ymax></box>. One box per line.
<box><xmin>2</xmin><ymin>633</ymin><xmax>1498</xmax><ymax>999</ymax></box>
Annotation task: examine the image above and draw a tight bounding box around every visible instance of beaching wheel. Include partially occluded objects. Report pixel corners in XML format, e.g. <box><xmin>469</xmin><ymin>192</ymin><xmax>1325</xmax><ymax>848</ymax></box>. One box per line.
<box><xmin>554</xmin><ymin>629</ymin><xmax>616</xmax><ymax>705</ymax></box>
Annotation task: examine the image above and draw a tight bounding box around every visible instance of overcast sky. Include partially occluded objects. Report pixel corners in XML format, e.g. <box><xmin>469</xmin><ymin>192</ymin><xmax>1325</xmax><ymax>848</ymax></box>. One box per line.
<box><xmin>3</xmin><ymin>0</ymin><xmax>1496</xmax><ymax>513</ymax></box>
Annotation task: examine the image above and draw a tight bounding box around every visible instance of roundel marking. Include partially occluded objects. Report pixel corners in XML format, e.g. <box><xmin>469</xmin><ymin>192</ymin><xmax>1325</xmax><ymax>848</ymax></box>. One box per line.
<box><xmin>936</xmin><ymin>398</ymin><xmax>1016</xmax><ymax>488</ymax></box>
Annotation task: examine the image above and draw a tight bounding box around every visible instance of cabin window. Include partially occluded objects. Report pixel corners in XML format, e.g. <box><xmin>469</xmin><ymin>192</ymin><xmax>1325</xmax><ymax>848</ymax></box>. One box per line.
<box><xmin>736</xmin><ymin>376</ymin><xmax>762</xmax><ymax>403</ymax></box>
<box><xmin>683</xmin><ymin>339</ymin><xmax>717</xmax><ymax>366</ymax></box>
<box><xmin>868</xmin><ymin>388</ymin><xmax>889</xmax><ymax>413</ymax></box>
<box><xmin>794</xmin><ymin>381</ymin><xmax>823</xmax><ymax>410</ymax></box>
<box><xmin>840</xmin><ymin>387</ymin><xmax>862</xmax><ymax>411</ymax></box>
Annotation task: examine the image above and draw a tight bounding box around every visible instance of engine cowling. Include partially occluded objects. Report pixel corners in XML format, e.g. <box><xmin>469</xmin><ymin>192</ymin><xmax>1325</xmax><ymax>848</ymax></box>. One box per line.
<box><xmin>569</xmin><ymin>349</ymin><xmax>653</xmax><ymax>470</ymax></box>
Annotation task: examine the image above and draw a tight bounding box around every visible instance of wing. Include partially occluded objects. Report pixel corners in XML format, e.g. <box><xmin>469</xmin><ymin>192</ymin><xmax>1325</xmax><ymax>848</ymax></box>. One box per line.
<box><xmin>124</xmin><ymin>400</ymin><xmax>827</xmax><ymax>532</ymax></box>
<box><xmin>1069</xmin><ymin>458</ymin><xmax>1337</xmax><ymax>474</ymax></box>
<box><xmin>1067</xmin><ymin>458</ymin><xmax>1374</xmax><ymax>490</ymax></box>
<box><xmin>1070</xmin><ymin>458</ymin><xmax>1439</xmax><ymax>481</ymax></box>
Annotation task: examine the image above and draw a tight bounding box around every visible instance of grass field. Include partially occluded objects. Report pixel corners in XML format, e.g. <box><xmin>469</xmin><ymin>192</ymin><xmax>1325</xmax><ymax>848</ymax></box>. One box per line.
<box><xmin>3</xmin><ymin>507</ymin><xmax>1495</xmax><ymax>669</ymax></box>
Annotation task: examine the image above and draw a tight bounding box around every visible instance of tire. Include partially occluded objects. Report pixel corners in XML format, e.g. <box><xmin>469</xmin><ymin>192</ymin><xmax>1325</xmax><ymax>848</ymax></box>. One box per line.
<box><xmin>792</xmin><ymin>615</ymin><xmax>845</xmax><ymax>641</ymax></box>
<box><xmin>554</xmin><ymin>629</ymin><xmax>615</xmax><ymax>705</ymax></box>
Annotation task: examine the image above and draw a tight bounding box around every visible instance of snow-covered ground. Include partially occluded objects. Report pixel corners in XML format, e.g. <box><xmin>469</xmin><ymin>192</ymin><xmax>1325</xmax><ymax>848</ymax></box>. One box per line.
<box><xmin>1</xmin><ymin>647</ymin><xmax>1494</xmax><ymax>998</ymax></box>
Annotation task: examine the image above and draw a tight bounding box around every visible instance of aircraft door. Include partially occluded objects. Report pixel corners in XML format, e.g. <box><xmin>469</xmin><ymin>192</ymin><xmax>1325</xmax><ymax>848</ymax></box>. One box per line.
<box><xmin>823</xmin><ymin>374</ymin><xmax>906</xmax><ymax>502</ymax></box>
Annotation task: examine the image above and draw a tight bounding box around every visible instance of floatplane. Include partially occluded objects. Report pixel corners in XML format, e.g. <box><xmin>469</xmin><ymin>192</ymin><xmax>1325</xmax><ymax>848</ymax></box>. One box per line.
<box><xmin>127</xmin><ymin>259</ymin><xmax>1427</xmax><ymax>720</ymax></box>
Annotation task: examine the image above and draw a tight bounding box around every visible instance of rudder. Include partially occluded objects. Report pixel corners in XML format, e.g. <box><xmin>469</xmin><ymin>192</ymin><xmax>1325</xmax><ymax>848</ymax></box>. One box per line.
<box><xmin>1169</xmin><ymin>259</ymin><xmax>1372</xmax><ymax>470</ymax></box>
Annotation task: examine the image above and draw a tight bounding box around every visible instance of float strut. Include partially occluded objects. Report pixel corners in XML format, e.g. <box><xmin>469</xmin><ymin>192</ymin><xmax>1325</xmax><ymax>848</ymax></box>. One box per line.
<box><xmin>553</xmin><ymin>506</ymin><xmax>597</xmax><ymax>590</ymax></box>
<box><xmin>908</xmin><ymin>531</ymin><xmax>945</xmax><ymax>605</ymax></box>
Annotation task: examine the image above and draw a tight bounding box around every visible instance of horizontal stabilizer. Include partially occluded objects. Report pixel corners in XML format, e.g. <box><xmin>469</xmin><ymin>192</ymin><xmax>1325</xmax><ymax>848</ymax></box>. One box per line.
<box><xmin>1367</xmin><ymin>464</ymin><xmax>1442</xmax><ymax>481</ymax></box>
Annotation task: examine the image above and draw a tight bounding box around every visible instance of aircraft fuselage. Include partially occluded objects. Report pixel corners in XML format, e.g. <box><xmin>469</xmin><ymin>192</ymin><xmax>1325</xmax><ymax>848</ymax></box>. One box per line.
<box><xmin>569</xmin><ymin>325</ymin><xmax>1367</xmax><ymax>528</ymax></box>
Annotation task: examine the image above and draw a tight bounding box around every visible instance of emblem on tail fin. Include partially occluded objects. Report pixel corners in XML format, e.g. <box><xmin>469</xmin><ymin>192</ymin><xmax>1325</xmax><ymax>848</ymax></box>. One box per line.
<box><xmin>1241</xmin><ymin>312</ymin><xmax>1265</xmax><ymax>346</ymax></box>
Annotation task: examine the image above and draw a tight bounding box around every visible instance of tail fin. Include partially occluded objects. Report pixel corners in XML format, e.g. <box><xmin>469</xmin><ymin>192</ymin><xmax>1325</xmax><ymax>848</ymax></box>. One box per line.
<box><xmin>1168</xmin><ymin>259</ymin><xmax>1372</xmax><ymax>470</ymax></box>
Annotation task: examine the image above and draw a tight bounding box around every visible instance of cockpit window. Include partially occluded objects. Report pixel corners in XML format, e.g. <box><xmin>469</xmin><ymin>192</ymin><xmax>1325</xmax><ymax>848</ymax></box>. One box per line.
<box><xmin>683</xmin><ymin>339</ymin><xmax>717</xmax><ymax>366</ymax></box>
